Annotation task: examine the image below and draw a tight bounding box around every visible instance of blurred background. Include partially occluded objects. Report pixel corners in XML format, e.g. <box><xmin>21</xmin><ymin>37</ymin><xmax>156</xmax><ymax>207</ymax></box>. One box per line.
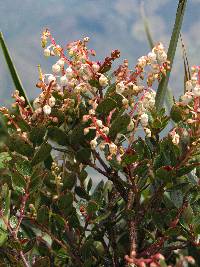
<box><xmin>0</xmin><ymin>0</ymin><xmax>200</xmax><ymax>105</ymax></box>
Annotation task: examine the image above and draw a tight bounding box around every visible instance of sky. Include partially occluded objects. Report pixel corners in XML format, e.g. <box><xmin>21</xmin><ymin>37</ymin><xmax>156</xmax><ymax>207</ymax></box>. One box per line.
<box><xmin>1</xmin><ymin>0</ymin><xmax>200</xmax><ymax>105</ymax></box>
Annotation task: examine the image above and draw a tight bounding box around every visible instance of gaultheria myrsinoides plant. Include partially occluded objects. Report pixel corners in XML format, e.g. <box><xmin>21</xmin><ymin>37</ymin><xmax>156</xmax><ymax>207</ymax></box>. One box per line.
<box><xmin>0</xmin><ymin>28</ymin><xmax>200</xmax><ymax>267</ymax></box>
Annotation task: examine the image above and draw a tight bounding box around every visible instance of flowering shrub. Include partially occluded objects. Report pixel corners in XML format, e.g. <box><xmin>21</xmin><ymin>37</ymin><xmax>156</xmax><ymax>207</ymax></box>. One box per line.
<box><xmin>0</xmin><ymin>29</ymin><xmax>200</xmax><ymax>267</ymax></box>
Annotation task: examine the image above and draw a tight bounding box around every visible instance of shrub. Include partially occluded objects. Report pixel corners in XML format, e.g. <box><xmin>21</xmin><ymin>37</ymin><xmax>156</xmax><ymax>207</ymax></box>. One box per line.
<box><xmin>0</xmin><ymin>28</ymin><xmax>200</xmax><ymax>267</ymax></box>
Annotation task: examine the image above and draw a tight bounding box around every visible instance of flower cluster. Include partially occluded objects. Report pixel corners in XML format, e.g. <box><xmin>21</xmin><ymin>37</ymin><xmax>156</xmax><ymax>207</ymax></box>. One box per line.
<box><xmin>1</xmin><ymin>28</ymin><xmax>200</xmax><ymax>267</ymax></box>
<box><xmin>169</xmin><ymin>65</ymin><xmax>200</xmax><ymax>145</ymax></box>
<box><xmin>125</xmin><ymin>252</ymin><xmax>165</xmax><ymax>267</ymax></box>
<box><xmin>181</xmin><ymin>66</ymin><xmax>200</xmax><ymax>105</ymax></box>
<box><xmin>1</xmin><ymin>30</ymin><xmax>170</xmax><ymax>162</ymax></box>
<box><xmin>3</xmin><ymin>29</ymin><xmax>200</xmax><ymax>162</ymax></box>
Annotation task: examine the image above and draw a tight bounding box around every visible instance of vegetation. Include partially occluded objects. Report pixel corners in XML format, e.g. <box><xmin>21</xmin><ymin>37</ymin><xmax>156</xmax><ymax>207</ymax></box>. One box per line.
<box><xmin>0</xmin><ymin>1</ymin><xmax>200</xmax><ymax>266</ymax></box>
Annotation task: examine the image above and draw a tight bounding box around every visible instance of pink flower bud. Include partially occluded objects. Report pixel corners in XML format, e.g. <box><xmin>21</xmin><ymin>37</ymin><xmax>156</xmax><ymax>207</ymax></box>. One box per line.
<box><xmin>185</xmin><ymin>256</ymin><xmax>195</xmax><ymax>265</ymax></box>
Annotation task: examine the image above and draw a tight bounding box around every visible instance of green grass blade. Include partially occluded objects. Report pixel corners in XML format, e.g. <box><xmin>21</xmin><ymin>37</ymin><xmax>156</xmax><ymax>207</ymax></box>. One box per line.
<box><xmin>140</xmin><ymin>2</ymin><xmax>154</xmax><ymax>50</ymax></box>
<box><xmin>155</xmin><ymin>0</ymin><xmax>188</xmax><ymax>110</ymax></box>
<box><xmin>0</xmin><ymin>32</ymin><xmax>32</xmax><ymax>108</ymax></box>
<box><xmin>180</xmin><ymin>33</ymin><xmax>191</xmax><ymax>93</ymax></box>
<box><xmin>165</xmin><ymin>87</ymin><xmax>174</xmax><ymax>111</ymax></box>
<box><xmin>140</xmin><ymin>1</ymin><xmax>175</xmax><ymax>112</ymax></box>
<box><xmin>180</xmin><ymin>34</ymin><xmax>191</xmax><ymax>80</ymax></box>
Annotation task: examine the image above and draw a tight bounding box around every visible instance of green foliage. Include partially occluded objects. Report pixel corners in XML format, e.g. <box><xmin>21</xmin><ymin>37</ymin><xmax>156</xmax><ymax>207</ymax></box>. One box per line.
<box><xmin>31</xmin><ymin>142</ymin><xmax>52</xmax><ymax>166</ymax></box>
<box><xmin>109</xmin><ymin>113</ymin><xmax>130</xmax><ymax>140</ymax></box>
<box><xmin>0</xmin><ymin>2</ymin><xmax>199</xmax><ymax>266</ymax></box>
<box><xmin>155</xmin><ymin>0</ymin><xmax>188</xmax><ymax>109</ymax></box>
<box><xmin>141</xmin><ymin>2</ymin><xmax>175</xmax><ymax>113</ymax></box>
<box><xmin>0</xmin><ymin>152</ymin><xmax>11</xmax><ymax>168</ymax></box>
<box><xmin>0</xmin><ymin>32</ymin><xmax>31</xmax><ymax>108</ymax></box>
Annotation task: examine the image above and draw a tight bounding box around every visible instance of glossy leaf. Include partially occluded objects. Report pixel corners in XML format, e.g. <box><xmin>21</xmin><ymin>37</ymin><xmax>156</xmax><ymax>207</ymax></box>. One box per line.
<box><xmin>31</xmin><ymin>142</ymin><xmax>52</xmax><ymax>166</ymax></box>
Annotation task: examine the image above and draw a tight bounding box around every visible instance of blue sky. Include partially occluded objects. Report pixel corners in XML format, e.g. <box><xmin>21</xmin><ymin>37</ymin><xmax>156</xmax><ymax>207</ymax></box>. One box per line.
<box><xmin>1</xmin><ymin>0</ymin><xmax>200</xmax><ymax>105</ymax></box>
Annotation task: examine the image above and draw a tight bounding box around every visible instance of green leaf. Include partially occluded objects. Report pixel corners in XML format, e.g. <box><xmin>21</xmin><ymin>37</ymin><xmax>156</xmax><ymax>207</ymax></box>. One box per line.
<box><xmin>69</xmin><ymin>123</ymin><xmax>85</xmax><ymax>146</ymax></box>
<box><xmin>8</xmin><ymin>239</ymin><xmax>22</xmax><ymax>251</ymax></box>
<box><xmin>37</xmin><ymin>240</ymin><xmax>51</xmax><ymax>257</ymax></box>
<box><xmin>58</xmin><ymin>192</ymin><xmax>73</xmax><ymax>210</ymax></box>
<box><xmin>68</xmin><ymin>210</ymin><xmax>80</xmax><ymax>229</ymax></box>
<box><xmin>11</xmin><ymin>172</ymin><xmax>26</xmax><ymax>191</ymax></box>
<box><xmin>0</xmin><ymin>185</ymin><xmax>10</xmax><ymax>246</ymax></box>
<box><xmin>87</xmin><ymin>178</ymin><xmax>92</xmax><ymax>193</ymax></box>
<box><xmin>93</xmin><ymin>241</ymin><xmax>104</xmax><ymax>256</ymax></box>
<box><xmin>63</xmin><ymin>172</ymin><xmax>77</xmax><ymax>190</ymax></box>
<box><xmin>132</xmin><ymin>160</ymin><xmax>149</xmax><ymax>180</ymax></box>
<box><xmin>92</xmin><ymin>180</ymin><xmax>104</xmax><ymax>202</ymax></box>
<box><xmin>0</xmin><ymin>228</ymin><xmax>7</xmax><ymax>248</ymax></box>
<box><xmin>105</xmin><ymin>83</ymin><xmax>116</xmax><ymax>97</ymax></box>
<box><xmin>7</xmin><ymin>134</ymin><xmax>34</xmax><ymax>157</ymax></box>
<box><xmin>31</xmin><ymin>142</ymin><xmax>52</xmax><ymax>166</ymax></box>
<box><xmin>170</xmin><ymin>104</ymin><xmax>183</xmax><ymax>123</ymax></box>
<box><xmin>83</xmin><ymin>259</ymin><xmax>95</xmax><ymax>267</ymax></box>
<box><xmin>170</xmin><ymin>189</ymin><xmax>183</xmax><ymax>208</ymax></box>
<box><xmin>29</xmin><ymin>126</ymin><xmax>46</xmax><ymax>146</ymax></box>
<box><xmin>81</xmin><ymin>238</ymin><xmax>96</xmax><ymax>259</ymax></box>
<box><xmin>152</xmin><ymin>212</ymin><xmax>165</xmax><ymax>230</ymax></box>
<box><xmin>30</xmin><ymin>168</ymin><xmax>46</xmax><ymax>193</ymax></box>
<box><xmin>92</xmin><ymin>211</ymin><xmax>111</xmax><ymax>224</ymax></box>
<box><xmin>132</xmin><ymin>138</ymin><xmax>151</xmax><ymax>160</ymax></box>
<box><xmin>37</xmin><ymin>206</ymin><xmax>49</xmax><ymax>225</ymax></box>
<box><xmin>160</xmin><ymin>260</ymin><xmax>168</xmax><ymax>267</ymax></box>
<box><xmin>23</xmin><ymin>238</ymin><xmax>36</xmax><ymax>253</ymax></box>
<box><xmin>156</xmin><ymin>167</ymin><xmax>174</xmax><ymax>182</ymax></box>
<box><xmin>88</xmin><ymin>79</ymin><xmax>100</xmax><ymax>88</ymax></box>
<box><xmin>44</xmin><ymin>155</ymin><xmax>53</xmax><ymax>170</ymax></box>
<box><xmin>155</xmin><ymin>0</ymin><xmax>187</xmax><ymax>109</ymax></box>
<box><xmin>78</xmin><ymin>169</ymin><xmax>88</xmax><ymax>183</ymax></box>
<box><xmin>111</xmin><ymin>93</ymin><xmax>123</xmax><ymax>109</ymax></box>
<box><xmin>192</xmin><ymin>215</ymin><xmax>200</xmax><ymax>235</ymax></box>
<box><xmin>96</xmin><ymin>97</ymin><xmax>117</xmax><ymax>115</ymax></box>
<box><xmin>154</xmin><ymin>138</ymin><xmax>180</xmax><ymax>168</ymax></box>
<box><xmin>0</xmin><ymin>32</ymin><xmax>31</xmax><ymax>108</ymax></box>
<box><xmin>176</xmin><ymin>165</ymin><xmax>195</xmax><ymax>177</ymax></box>
<box><xmin>0</xmin><ymin>152</ymin><xmax>11</xmax><ymax>169</ymax></box>
<box><xmin>51</xmin><ymin>214</ymin><xmax>66</xmax><ymax>229</ymax></box>
<box><xmin>76</xmin><ymin>148</ymin><xmax>91</xmax><ymax>163</ymax></box>
<box><xmin>75</xmin><ymin>186</ymin><xmax>90</xmax><ymax>200</ymax></box>
<box><xmin>86</xmin><ymin>200</ymin><xmax>99</xmax><ymax>214</ymax></box>
<box><xmin>14</xmin><ymin>157</ymin><xmax>32</xmax><ymax>176</ymax></box>
<box><xmin>182</xmin><ymin>205</ymin><xmax>193</xmax><ymax>224</ymax></box>
<box><xmin>47</xmin><ymin>126</ymin><xmax>69</xmax><ymax>146</ymax></box>
<box><xmin>0</xmin><ymin>115</ymin><xmax>8</xmax><ymax>139</ymax></box>
<box><xmin>109</xmin><ymin>113</ymin><xmax>130</xmax><ymax>140</ymax></box>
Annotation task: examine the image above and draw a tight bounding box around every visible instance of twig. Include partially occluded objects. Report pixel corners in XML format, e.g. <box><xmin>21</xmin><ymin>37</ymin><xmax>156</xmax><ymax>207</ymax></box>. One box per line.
<box><xmin>0</xmin><ymin>208</ymin><xmax>31</xmax><ymax>267</ymax></box>
<box><xmin>107</xmin><ymin>190</ymin><xmax>120</xmax><ymax>267</ymax></box>
<box><xmin>28</xmin><ymin>218</ymin><xmax>83</xmax><ymax>266</ymax></box>
<box><xmin>88</xmin><ymin>161</ymin><xmax>128</xmax><ymax>201</ymax></box>
<box><xmin>20</xmin><ymin>251</ymin><xmax>30</xmax><ymax>267</ymax></box>
<box><xmin>93</xmin><ymin>150</ymin><xmax>109</xmax><ymax>172</ymax></box>
<box><xmin>139</xmin><ymin>200</ymin><xmax>188</xmax><ymax>257</ymax></box>
<box><xmin>14</xmin><ymin>189</ymin><xmax>29</xmax><ymax>237</ymax></box>
<box><xmin>52</xmin><ymin>146</ymin><xmax>71</xmax><ymax>153</ymax></box>
<box><xmin>126</xmin><ymin>167</ymin><xmax>137</xmax><ymax>259</ymax></box>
